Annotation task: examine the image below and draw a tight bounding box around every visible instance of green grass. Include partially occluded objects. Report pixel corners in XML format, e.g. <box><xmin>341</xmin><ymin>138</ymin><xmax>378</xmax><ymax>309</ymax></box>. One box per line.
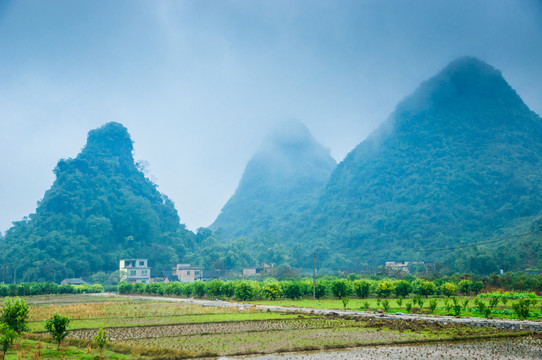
<box><xmin>2</xmin><ymin>338</ymin><xmax>131</xmax><ymax>359</ymax></box>
<box><xmin>28</xmin><ymin>312</ymin><xmax>303</xmax><ymax>331</ymax></box>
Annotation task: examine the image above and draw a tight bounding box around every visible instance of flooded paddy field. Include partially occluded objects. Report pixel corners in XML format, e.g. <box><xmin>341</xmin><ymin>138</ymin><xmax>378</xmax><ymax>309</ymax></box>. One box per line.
<box><xmin>229</xmin><ymin>336</ymin><xmax>542</xmax><ymax>360</ymax></box>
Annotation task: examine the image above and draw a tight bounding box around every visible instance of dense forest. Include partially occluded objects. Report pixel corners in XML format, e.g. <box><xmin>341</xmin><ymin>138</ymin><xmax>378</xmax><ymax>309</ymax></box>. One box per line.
<box><xmin>0</xmin><ymin>123</ymin><xmax>196</xmax><ymax>282</ymax></box>
<box><xmin>1</xmin><ymin>57</ymin><xmax>541</xmax><ymax>280</ymax></box>
<box><xmin>213</xmin><ymin>57</ymin><xmax>542</xmax><ymax>274</ymax></box>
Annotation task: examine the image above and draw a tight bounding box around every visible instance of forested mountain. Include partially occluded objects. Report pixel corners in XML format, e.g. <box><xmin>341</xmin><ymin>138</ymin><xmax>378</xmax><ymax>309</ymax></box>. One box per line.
<box><xmin>0</xmin><ymin>122</ymin><xmax>195</xmax><ymax>282</ymax></box>
<box><xmin>2</xmin><ymin>57</ymin><xmax>540</xmax><ymax>279</ymax></box>
<box><xmin>306</xmin><ymin>57</ymin><xmax>542</xmax><ymax>271</ymax></box>
<box><xmin>211</xmin><ymin>120</ymin><xmax>336</xmax><ymax>240</ymax></box>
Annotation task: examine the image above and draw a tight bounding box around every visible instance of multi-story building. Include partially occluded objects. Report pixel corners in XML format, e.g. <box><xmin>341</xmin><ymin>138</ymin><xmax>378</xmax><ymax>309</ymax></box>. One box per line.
<box><xmin>120</xmin><ymin>259</ymin><xmax>151</xmax><ymax>283</ymax></box>
<box><xmin>173</xmin><ymin>263</ymin><xmax>203</xmax><ymax>282</ymax></box>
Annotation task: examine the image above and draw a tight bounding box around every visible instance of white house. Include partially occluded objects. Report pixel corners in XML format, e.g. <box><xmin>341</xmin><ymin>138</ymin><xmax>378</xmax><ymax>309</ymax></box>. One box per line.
<box><xmin>120</xmin><ymin>259</ymin><xmax>151</xmax><ymax>283</ymax></box>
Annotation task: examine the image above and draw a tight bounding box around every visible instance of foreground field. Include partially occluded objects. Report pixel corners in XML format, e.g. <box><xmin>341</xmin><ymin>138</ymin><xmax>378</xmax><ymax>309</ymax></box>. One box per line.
<box><xmin>1</xmin><ymin>294</ymin><xmax>535</xmax><ymax>359</ymax></box>
<box><xmin>238</xmin><ymin>337</ymin><xmax>542</xmax><ymax>359</ymax></box>
<box><xmin>252</xmin><ymin>297</ymin><xmax>542</xmax><ymax>320</ymax></box>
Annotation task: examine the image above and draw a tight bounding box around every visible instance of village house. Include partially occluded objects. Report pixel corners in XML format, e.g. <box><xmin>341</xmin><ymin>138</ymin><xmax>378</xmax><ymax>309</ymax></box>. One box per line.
<box><xmin>119</xmin><ymin>259</ymin><xmax>151</xmax><ymax>283</ymax></box>
<box><xmin>384</xmin><ymin>260</ymin><xmax>424</xmax><ymax>273</ymax></box>
<box><xmin>242</xmin><ymin>263</ymin><xmax>273</xmax><ymax>277</ymax></box>
<box><xmin>173</xmin><ymin>264</ymin><xmax>203</xmax><ymax>282</ymax></box>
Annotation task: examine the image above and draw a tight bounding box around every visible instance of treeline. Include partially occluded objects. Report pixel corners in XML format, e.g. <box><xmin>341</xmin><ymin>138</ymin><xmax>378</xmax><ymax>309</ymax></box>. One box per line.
<box><xmin>117</xmin><ymin>273</ymin><xmax>542</xmax><ymax>301</ymax></box>
<box><xmin>0</xmin><ymin>282</ymin><xmax>103</xmax><ymax>297</ymax></box>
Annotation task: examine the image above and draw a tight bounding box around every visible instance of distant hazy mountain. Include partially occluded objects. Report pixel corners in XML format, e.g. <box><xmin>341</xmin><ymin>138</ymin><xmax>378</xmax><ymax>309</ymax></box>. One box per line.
<box><xmin>309</xmin><ymin>57</ymin><xmax>542</xmax><ymax>268</ymax></box>
<box><xmin>0</xmin><ymin>122</ymin><xmax>194</xmax><ymax>281</ymax></box>
<box><xmin>211</xmin><ymin>120</ymin><xmax>337</xmax><ymax>240</ymax></box>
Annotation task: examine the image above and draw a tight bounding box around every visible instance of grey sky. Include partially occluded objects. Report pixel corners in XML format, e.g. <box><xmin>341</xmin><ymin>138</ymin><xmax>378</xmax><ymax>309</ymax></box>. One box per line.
<box><xmin>1</xmin><ymin>0</ymin><xmax>541</xmax><ymax>233</ymax></box>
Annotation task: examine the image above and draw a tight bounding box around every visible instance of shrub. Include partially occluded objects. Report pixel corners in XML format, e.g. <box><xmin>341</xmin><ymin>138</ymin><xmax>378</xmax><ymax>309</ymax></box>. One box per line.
<box><xmin>94</xmin><ymin>328</ymin><xmax>108</xmax><ymax>354</ymax></box>
<box><xmin>44</xmin><ymin>313</ymin><xmax>70</xmax><ymax>350</ymax></box>
<box><xmin>314</xmin><ymin>282</ymin><xmax>328</xmax><ymax>299</ymax></box>
<box><xmin>330</xmin><ymin>279</ymin><xmax>351</xmax><ymax>299</ymax></box>
<box><xmin>205</xmin><ymin>280</ymin><xmax>223</xmax><ymax>298</ymax></box>
<box><xmin>145</xmin><ymin>282</ymin><xmax>165</xmax><ymax>295</ymax></box>
<box><xmin>164</xmin><ymin>282</ymin><xmax>183</xmax><ymax>296</ymax></box>
<box><xmin>512</xmin><ymin>299</ymin><xmax>532</xmax><ymax>319</ymax></box>
<box><xmin>117</xmin><ymin>282</ymin><xmax>133</xmax><ymax>294</ymax></box>
<box><xmin>234</xmin><ymin>281</ymin><xmax>257</xmax><ymax>301</ymax></box>
<box><xmin>452</xmin><ymin>304</ymin><xmax>462</xmax><ymax>317</ymax></box>
<box><xmin>412</xmin><ymin>279</ymin><xmax>435</xmax><ymax>297</ymax></box>
<box><xmin>0</xmin><ymin>324</ymin><xmax>17</xmax><ymax>358</ymax></box>
<box><xmin>396</xmin><ymin>297</ymin><xmax>403</xmax><ymax>307</ymax></box>
<box><xmin>221</xmin><ymin>282</ymin><xmax>236</xmax><ymax>298</ymax></box>
<box><xmin>382</xmin><ymin>299</ymin><xmax>390</xmax><ymax>312</ymax></box>
<box><xmin>341</xmin><ymin>298</ymin><xmax>350</xmax><ymax>311</ymax></box>
<box><xmin>474</xmin><ymin>299</ymin><xmax>487</xmax><ymax>314</ymax></box>
<box><xmin>470</xmin><ymin>281</ymin><xmax>484</xmax><ymax>294</ymax></box>
<box><xmin>133</xmin><ymin>283</ymin><xmax>146</xmax><ymax>294</ymax></box>
<box><xmin>459</xmin><ymin>279</ymin><xmax>472</xmax><ymax>295</ymax></box>
<box><xmin>353</xmin><ymin>280</ymin><xmax>371</xmax><ymax>298</ymax></box>
<box><xmin>283</xmin><ymin>282</ymin><xmax>303</xmax><ymax>300</ymax></box>
<box><xmin>376</xmin><ymin>280</ymin><xmax>394</xmax><ymax>298</ymax></box>
<box><xmin>441</xmin><ymin>282</ymin><xmax>457</xmax><ymax>297</ymax></box>
<box><xmin>261</xmin><ymin>282</ymin><xmax>282</xmax><ymax>300</ymax></box>
<box><xmin>405</xmin><ymin>302</ymin><xmax>413</xmax><ymax>313</ymax></box>
<box><xmin>0</xmin><ymin>297</ymin><xmax>29</xmax><ymax>337</ymax></box>
<box><xmin>489</xmin><ymin>297</ymin><xmax>499</xmax><ymax>309</ymax></box>
<box><xmin>193</xmin><ymin>281</ymin><xmax>206</xmax><ymax>298</ymax></box>
<box><xmin>393</xmin><ymin>280</ymin><xmax>411</xmax><ymax>298</ymax></box>
<box><xmin>429</xmin><ymin>299</ymin><xmax>438</xmax><ymax>313</ymax></box>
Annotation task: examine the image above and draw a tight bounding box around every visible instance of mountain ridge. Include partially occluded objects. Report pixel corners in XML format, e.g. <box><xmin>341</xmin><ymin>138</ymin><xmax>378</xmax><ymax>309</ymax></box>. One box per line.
<box><xmin>306</xmin><ymin>56</ymin><xmax>542</xmax><ymax>271</ymax></box>
<box><xmin>211</xmin><ymin>119</ymin><xmax>337</xmax><ymax>240</ymax></box>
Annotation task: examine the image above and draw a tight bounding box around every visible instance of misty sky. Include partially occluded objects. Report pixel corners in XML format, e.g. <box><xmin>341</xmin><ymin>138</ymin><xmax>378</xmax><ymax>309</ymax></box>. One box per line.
<box><xmin>1</xmin><ymin>0</ymin><xmax>542</xmax><ymax>234</ymax></box>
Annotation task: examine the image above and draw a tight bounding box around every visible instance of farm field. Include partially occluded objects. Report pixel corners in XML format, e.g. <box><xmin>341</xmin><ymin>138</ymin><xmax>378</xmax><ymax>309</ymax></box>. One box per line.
<box><xmin>237</xmin><ymin>337</ymin><xmax>542</xmax><ymax>359</ymax></box>
<box><xmin>252</xmin><ymin>296</ymin><xmax>542</xmax><ymax>321</ymax></box>
<box><xmin>0</xmin><ymin>294</ymin><xmax>536</xmax><ymax>359</ymax></box>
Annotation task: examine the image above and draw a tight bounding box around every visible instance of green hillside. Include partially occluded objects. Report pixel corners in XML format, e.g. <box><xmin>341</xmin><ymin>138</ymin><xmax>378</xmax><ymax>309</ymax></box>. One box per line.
<box><xmin>211</xmin><ymin>120</ymin><xmax>336</xmax><ymax>240</ymax></box>
<box><xmin>0</xmin><ymin>122</ymin><xmax>195</xmax><ymax>281</ymax></box>
<box><xmin>307</xmin><ymin>57</ymin><xmax>542</xmax><ymax>271</ymax></box>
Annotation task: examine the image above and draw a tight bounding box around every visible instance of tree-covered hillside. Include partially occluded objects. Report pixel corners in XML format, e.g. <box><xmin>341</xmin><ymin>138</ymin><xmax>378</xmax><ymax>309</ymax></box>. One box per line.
<box><xmin>211</xmin><ymin>120</ymin><xmax>336</xmax><ymax>240</ymax></box>
<box><xmin>306</xmin><ymin>57</ymin><xmax>542</xmax><ymax>270</ymax></box>
<box><xmin>0</xmin><ymin>122</ymin><xmax>195</xmax><ymax>282</ymax></box>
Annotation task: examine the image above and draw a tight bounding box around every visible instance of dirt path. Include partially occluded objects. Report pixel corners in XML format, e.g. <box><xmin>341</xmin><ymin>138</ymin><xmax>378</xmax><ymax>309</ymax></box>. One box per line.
<box><xmin>89</xmin><ymin>293</ymin><xmax>542</xmax><ymax>332</ymax></box>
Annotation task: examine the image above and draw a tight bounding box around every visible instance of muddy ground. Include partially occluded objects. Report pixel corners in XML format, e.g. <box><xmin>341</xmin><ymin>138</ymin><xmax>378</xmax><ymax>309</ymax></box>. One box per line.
<box><xmin>225</xmin><ymin>336</ymin><xmax>542</xmax><ymax>360</ymax></box>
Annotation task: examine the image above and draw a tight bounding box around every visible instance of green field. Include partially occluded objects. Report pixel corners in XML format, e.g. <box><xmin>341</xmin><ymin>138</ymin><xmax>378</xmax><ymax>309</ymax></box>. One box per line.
<box><xmin>0</xmin><ymin>294</ymin><xmax>534</xmax><ymax>359</ymax></box>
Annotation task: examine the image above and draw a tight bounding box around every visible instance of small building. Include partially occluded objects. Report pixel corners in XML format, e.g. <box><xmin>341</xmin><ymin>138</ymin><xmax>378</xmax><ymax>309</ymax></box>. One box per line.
<box><xmin>60</xmin><ymin>278</ymin><xmax>87</xmax><ymax>285</ymax></box>
<box><xmin>242</xmin><ymin>263</ymin><xmax>273</xmax><ymax>277</ymax></box>
<box><xmin>384</xmin><ymin>260</ymin><xmax>424</xmax><ymax>273</ymax></box>
<box><xmin>174</xmin><ymin>264</ymin><xmax>203</xmax><ymax>282</ymax></box>
<box><xmin>120</xmin><ymin>259</ymin><xmax>151</xmax><ymax>283</ymax></box>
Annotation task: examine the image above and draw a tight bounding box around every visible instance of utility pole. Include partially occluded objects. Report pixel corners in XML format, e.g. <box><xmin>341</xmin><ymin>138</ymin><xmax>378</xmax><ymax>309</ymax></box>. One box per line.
<box><xmin>313</xmin><ymin>253</ymin><xmax>316</xmax><ymax>300</ymax></box>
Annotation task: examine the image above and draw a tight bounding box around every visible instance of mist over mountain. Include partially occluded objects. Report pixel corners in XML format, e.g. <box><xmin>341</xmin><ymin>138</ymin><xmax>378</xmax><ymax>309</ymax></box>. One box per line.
<box><xmin>306</xmin><ymin>57</ymin><xmax>542</xmax><ymax>271</ymax></box>
<box><xmin>0</xmin><ymin>122</ymin><xmax>195</xmax><ymax>282</ymax></box>
<box><xmin>1</xmin><ymin>57</ymin><xmax>541</xmax><ymax>278</ymax></box>
<box><xmin>211</xmin><ymin>120</ymin><xmax>337</xmax><ymax>240</ymax></box>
